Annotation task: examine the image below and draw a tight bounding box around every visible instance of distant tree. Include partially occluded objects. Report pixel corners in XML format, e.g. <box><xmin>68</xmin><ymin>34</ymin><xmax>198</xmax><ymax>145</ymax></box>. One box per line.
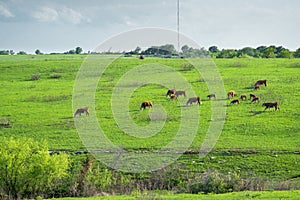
<box><xmin>17</xmin><ymin>51</ymin><xmax>27</xmax><ymax>55</ymax></box>
<box><xmin>294</xmin><ymin>48</ymin><xmax>300</xmax><ymax>58</ymax></box>
<box><xmin>181</xmin><ymin>45</ymin><xmax>189</xmax><ymax>54</ymax></box>
<box><xmin>9</xmin><ymin>50</ymin><xmax>14</xmax><ymax>55</ymax></box>
<box><xmin>75</xmin><ymin>47</ymin><xmax>83</xmax><ymax>54</ymax></box>
<box><xmin>217</xmin><ymin>49</ymin><xmax>237</xmax><ymax>58</ymax></box>
<box><xmin>35</xmin><ymin>49</ymin><xmax>42</xmax><ymax>55</ymax></box>
<box><xmin>0</xmin><ymin>138</ymin><xmax>69</xmax><ymax>199</ymax></box>
<box><xmin>240</xmin><ymin>47</ymin><xmax>255</xmax><ymax>57</ymax></box>
<box><xmin>208</xmin><ymin>46</ymin><xmax>219</xmax><ymax>53</ymax></box>
<box><xmin>277</xmin><ymin>49</ymin><xmax>293</xmax><ymax>58</ymax></box>
<box><xmin>263</xmin><ymin>46</ymin><xmax>276</xmax><ymax>58</ymax></box>
<box><xmin>0</xmin><ymin>50</ymin><xmax>9</xmax><ymax>55</ymax></box>
<box><xmin>133</xmin><ymin>46</ymin><xmax>141</xmax><ymax>54</ymax></box>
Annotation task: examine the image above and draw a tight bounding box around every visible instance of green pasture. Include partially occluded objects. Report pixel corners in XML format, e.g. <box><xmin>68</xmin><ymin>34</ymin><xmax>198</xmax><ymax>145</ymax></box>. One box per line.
<box><xmin>0</xmin><ymin>55</ymin><xmax>299</xmax><ymax>181</ymax></box>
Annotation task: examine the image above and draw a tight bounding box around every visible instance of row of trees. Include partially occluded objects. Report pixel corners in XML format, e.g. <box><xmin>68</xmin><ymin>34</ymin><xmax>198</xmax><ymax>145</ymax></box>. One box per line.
<box><xmin>0</xmin><ymin>47</ymin><xmax>83</xmax><ymax>55</ymax></box>
<box><xmin>208</xmin><ymin>45</ymin><xmax>300</xmax><ymax>58</ymax></box>
<box><xmin>126</xmin><ymin>44</ymin><xmax>300</xmax><ymax>58</ymax></box>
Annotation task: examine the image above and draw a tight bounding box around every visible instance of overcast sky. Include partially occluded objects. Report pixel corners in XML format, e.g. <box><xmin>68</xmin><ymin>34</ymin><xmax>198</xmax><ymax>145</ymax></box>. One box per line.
<box><xmin>0</xmin><ymin>0</ymin><xmax>299</xmax><ymax>53</ymax></box>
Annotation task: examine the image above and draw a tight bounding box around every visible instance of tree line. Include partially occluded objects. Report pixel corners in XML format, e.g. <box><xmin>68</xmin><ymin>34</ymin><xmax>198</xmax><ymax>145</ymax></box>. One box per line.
<box><xmin>1</xmin><ymin>45</ymin><xmax>300</xmax><ymax>58</ymax></box>
<box><xmin>126</xmin><ymin>44</ymin><xmax>300</xmax><ymax>58</ymax></box>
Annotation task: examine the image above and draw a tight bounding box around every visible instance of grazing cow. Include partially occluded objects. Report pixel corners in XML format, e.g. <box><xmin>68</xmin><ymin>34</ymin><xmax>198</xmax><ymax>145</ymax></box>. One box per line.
<box><xmin>140</xmin><ymin>101</ymin><xmax>153</xmax><ymax>110</ymax></box>
<box><xmin>230</xmin><ymin>99</ymin><xmax>240</xmax><ymax>105</ymax></box>
<box><xmin>250</xmin><ymin>93</ymin><xmax>256</xmax><ymax>100</ymax></box>
<box><xmin>207</xmin><ymin>94</ymin><xmax>216</xmax><ymax>99</ymax></box>
<box><xmin>186</xmin><ymin>97</ymin><xmax>201</xmax><ymax>106</ymax></box>
<box><xmin>255</xmin><ymin>80</ymin><xmax>267</xmax><ymax>87</ymax></box>
<box><xmin>74</xmin><ymin>107</ymin><xmax>89</xmax><ymax>117</ymax></box>
<box><xmin>166</xmin><ymin>89</ymin><xmax>176</xmax><ymax>98</ymax></box>
<box><xmin>139</xmin><ymin>55</ymin><xmax>144</xmax><ymax>59</ymax></box>
<box><xmin>262</xmin><ymin>102</ymin><xmax>279</xmax><ymax>111</ymax></box>
<box><xmin>251</xmin><ymin>97</ymin><xmax>260</xmax><ymax>103</ymax></box>
<box><xmin>227</xmin><ymin>90</ymin><xmax>237</xmax><ymax>99</ymax></box>
<box><xmin>254</xmin><ymin>84</ymin><xmax>260</xmax><ymax>90</ymax></box>
<box><xmin>240</xmin><ymin>94</ymin><xmax>247</xmax><ymax>100</ymax></box>
<box><xmin>175</xmin><ymin>90</ymin><xmax>187</xmax><ymax>97</ymax></box>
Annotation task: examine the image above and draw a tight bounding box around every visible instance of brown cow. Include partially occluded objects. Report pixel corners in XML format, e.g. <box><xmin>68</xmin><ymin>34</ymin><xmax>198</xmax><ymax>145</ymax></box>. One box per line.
<box><xmin>175</xmin><ymin>90</ymin><xmax>187</xmax><ymax>97</ymax></box>
<box><xmin>240</xmin><ymin>94</ymin><xmax>247</xmax><ymax>100</ymax></box>
<box><xmin>255</xmin><ymin>79</ymin><xmax>267</xmax><ymax>87</ymax></box>
<box><xmin>251</xmin><ymin>97</ymin><xmax>260</xmax><ymax>103</ymax></box>
<box><xmin>166</xmin><ymin>89</ymin><xmax>176</xmax><ymax>98</ymax></box>
<box><xmin>140</xmin><ymin>101</ymin><xmax>153</xmax><ymax>110</ymax></box>
<box><xmin>227</xmin><ymin>90</ymin><xmax>237</xmax><ymax>99</ymax></box>
<box><xmin>262</xmin><ymin>102</ymin><xmax>279</xmax><ymax>111</ymax></box>
<box><xmin>186</xmin><ymin>97</ymin><xmax>201</xmax><ymax>106</ymax></box>
<box><xmin>250</xmin><ymin>93</ymin><xmax>256</xmax><ymax>100</ymax></box>
<box><xmin>230</xmin><ymin>99</ymin><xmax>240</xmax><ymax>105</ymax></box>
<box><xmin>207</xmin><ymin>94</ymin><xmax>216</xmax><ymax>99</ymax></box>
<box><xmin>139</xmin><ymin>55</ymin><xmax>144</xmax><ymax>59</ymax></box>
<box><xmin>74</xmin><ymin>107</ymin><xmax>89</xmax><ymax>117</ymax></box>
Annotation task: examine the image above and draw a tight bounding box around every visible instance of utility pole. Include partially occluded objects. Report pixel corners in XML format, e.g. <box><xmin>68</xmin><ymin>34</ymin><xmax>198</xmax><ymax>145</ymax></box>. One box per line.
<box><xmin>177</xmin><ymin>0</ymin><xmax>180</xmax><ymax>53</ymax></box>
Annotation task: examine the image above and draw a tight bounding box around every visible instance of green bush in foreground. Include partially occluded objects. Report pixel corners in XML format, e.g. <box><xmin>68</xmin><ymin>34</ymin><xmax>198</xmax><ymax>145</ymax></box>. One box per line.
<box><xmin>0</xmin><ymin>138</ymin><xmax>69</xmax><ymax>199</ymax></box>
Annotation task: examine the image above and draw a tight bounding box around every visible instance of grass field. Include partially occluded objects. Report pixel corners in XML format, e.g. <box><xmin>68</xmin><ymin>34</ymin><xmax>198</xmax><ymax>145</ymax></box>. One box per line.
<box><xmin>0</xmin><ymin>55</ymin><xmax>300</xmax><ymax>193</ymax></box>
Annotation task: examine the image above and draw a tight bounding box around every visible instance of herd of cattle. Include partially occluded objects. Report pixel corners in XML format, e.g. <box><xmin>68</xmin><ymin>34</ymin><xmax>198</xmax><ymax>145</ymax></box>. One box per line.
<box><xmin>74</xmin><ymin>79</ymin><xmax>279</xmax><ymax>117</ymax></box>
<box><xmin>140</xmin><ymin>79</ymin><xmax>280</xmax><ymax>112</ymax></box>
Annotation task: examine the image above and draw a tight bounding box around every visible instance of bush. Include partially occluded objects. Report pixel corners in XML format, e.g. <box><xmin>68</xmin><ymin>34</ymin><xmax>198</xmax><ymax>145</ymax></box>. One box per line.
<box><xmin>31</xmin><ymin>73</ymin><xmax>40</xmax><ymax>80</ymax></box>
<box><xmin>0</xmin><ymin>138</ymin><xmax>69</xmax><ymax>199</ymax></box>
<box><xmin>50</xmin><ymin>73</ymin><xmax>62</xmax><ymax>79</ymax></box>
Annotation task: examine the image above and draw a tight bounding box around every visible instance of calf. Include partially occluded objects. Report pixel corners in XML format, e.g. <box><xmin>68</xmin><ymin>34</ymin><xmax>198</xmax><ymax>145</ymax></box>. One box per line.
<box><xmin>251</xmin><ymin>97</ymin><xmax>260</xmax><ymax>103</ymax></box>
<box><xmin>207</xmin><ymin>94</ymin><xmax>216</xmax><ymax>99</ymax></box>
<box><xmin>74</xmin><ymin>107</ymin><xmax>89</xmax><ymax>117</ymax></box>
<box><xmin>140</xmin><ymin>101</ymin><xmax>153</xmax><ymax>110</ymax></box>
<box><xmin>250</xmin><ymin>93</ymin><xmax>256</xmax><ymax>100</ymax></box>
<box><xmin>186</xmin><ymin>97</ymin><xmax>201</xmax><ymax>106</ymax></box>
<box><xmin>240</xmin><ymin>94</ymin><xmax>247</xmax><ymax>100</ymax></box>
<box><xmin>230</xmin><ymin>99</ymin><xmax>240</xmax><ymax>105</ymax></box>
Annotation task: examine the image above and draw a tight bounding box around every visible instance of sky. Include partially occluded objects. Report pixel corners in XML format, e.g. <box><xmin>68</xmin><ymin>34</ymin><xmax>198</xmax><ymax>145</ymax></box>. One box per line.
<box><xmin>0</xmin><ymin>0</ymin><xmax>299</xmax><ymax>54</ymax></box>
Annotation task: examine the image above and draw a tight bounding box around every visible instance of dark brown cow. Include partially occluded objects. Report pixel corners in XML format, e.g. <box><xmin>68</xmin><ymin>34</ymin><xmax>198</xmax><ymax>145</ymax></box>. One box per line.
<box><xmin>74</xmin><ymin>107</ymin><xmax>89</xmax><ymax>117</ymax></box>
<box><xmin>262</xmin><ymin>102</ymin><xmax>279</xmax><ymax>111</ymax></box>
<box><xmin>140</xmin><ymin>101</ymin><xmax>153</xmax><ymax>110</ymax></box>
<box><xmin>240</xmin><ymin>94</ymin><xmax>247</xmax><ymax>100</ymax></box>
<box><xmin>207</xmin><ymin>94</ymin><xmax>216</xmax><ymax>99</ymax></box>
<box><xmin>139</xmin><ymin>55</ymin><xmax>144</xmax><ymax>59</ymax></box>
<box><xmin>255</xmin><ymin>79</ymin><xmax>267</xmax><ymax>87</ymax></box>
<box><xmin>175</xmin><ymin>90</ymin><xmax>187</xmax><ymax>97</ymax></box>
<box><xmin>230</xmin><ymin>99</ymin><xmax>240</xmax><ymax>105</ymax></box>
<box><xmin>250</xmin><ymin>93</ymin><xmax>256</xmax><ymax>100</ymax></box>
<box><xmin>186</xmin><ymin>97</ymin><xmax>201</xmax><ymax>106</ymax></box>
<box><xmin>166</xmin><ymin>89</ymin><xmax>176</xmax><ymax>98</ymax></box>
<box><xmin>227</xmin><ymin>90</ymin><xmax>237</xmax><ymax>99</ymax></box>
<box><xmin>251</xmin><ymin>97</ymin><xmax>260</xmax><ymax>103</ymax></box>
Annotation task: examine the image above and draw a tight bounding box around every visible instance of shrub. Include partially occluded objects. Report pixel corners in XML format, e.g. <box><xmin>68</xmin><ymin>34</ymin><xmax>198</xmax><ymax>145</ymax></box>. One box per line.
<box><xmin>50</xmin><ymin>73</ymin><xmax>62</xmax><ymax>79</ymax></box>
<box><xmin>31</xmin><ymin>73</ymin><xmax>40</xmax><ymax>80</ymax></box>
<box><xmin>0</xmin><ymin>138</ymin><xmax>69</xmax><ymax>199</ymax></box>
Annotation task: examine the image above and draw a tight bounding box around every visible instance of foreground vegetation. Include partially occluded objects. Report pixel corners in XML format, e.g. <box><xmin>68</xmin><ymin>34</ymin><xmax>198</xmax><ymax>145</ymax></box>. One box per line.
<box><xmin>0</xmin><ymin>55</ymin><xmax>299</xmax><ymax>198</ymax></box>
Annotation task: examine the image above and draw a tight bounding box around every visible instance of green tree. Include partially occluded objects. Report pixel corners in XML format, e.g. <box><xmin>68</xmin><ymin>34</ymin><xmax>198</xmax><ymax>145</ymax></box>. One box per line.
<box><xmin>17</xmin><ymin>51</ymin><xmax>27</xmax><ymax>55</ymax></box>
<box><xmin>208</xmin><ymin>46</ymin><xmax>219</xmax><ymax>53</ymax></box>
<box><xmin>35</xmin><ymin>49</ymin><xmax>42</xmax><ymax>55</ymax></box>
<box><xmin>294</xmin><ymin>48</ymin><xmax>300</xmax><ymax>58</ymax></box>
<box><xmin>277</xmin><ymin>49</ymin><xmax>293</xmax><ymax>58</ymax></box>
<box><xmin>75</xmin><ymin>47</ymin><xmax>83</xmax><ymax>54</ymax></box>
<box><xmin>0</xmin><ymin>138</ymin><xmax>69</xmax><ymax>199</ymax></box>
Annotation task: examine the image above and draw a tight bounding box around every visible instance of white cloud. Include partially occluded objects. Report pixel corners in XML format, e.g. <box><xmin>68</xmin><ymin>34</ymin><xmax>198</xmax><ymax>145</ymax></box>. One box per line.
<box><xmin>32</xmin><ymin>6</ymin><xmax>90</xmax><ymax>24</ymax></box>
<box><xmin>32</xmin><ymin>7</ymin><xmax>58</xmax><ymax>22</ymax></box>
<box><xmin>60</xmin><ymin>7</ymin><xmax>89</xmax><ymax>24</ymax></box>
<box><xmin>0</xmin><ymin>4</ymin><xmax>14</xmax><ymax>18</ymax></box>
